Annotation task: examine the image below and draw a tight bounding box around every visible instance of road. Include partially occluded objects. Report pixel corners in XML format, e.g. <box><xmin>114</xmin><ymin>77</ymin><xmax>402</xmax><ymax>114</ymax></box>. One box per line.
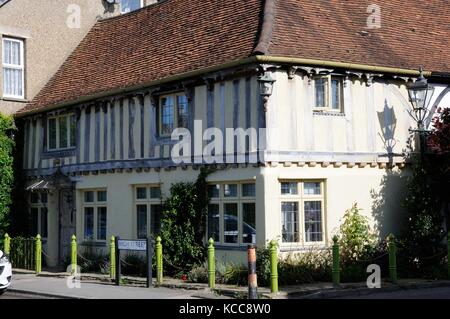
<box><xmin>337</xmin><ymin>286</ymin><xmax>450</xmax><ymax>299</ymax></box>
<box><xmin>0</xmin><ymin>291</ymin><xmax>55</xmax><ymax>299</ymax></box>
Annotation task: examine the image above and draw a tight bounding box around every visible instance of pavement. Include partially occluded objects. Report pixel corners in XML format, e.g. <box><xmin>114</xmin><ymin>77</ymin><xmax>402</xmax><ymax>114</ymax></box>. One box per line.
<box><xmin>5</xmin><ymin>269</ymin><xmax>450</xmax><ymax>299</ymax></box>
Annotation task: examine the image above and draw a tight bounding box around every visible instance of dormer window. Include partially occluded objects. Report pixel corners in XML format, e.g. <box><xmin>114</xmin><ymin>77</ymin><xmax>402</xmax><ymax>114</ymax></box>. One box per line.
<box><xmin>313</xmin><ymin>75</ymin><xmax>344</xmax><ymax>112</ymax></box>
<box><xmin>120</xmin><ymin>0</ymin><xmax>143</xmax><ymax>14</ymax></box>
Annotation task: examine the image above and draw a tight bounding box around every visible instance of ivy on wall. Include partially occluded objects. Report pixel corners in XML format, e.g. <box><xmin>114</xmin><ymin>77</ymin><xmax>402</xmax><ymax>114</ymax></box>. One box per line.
<box><xmin>0</xmin><ymin>115</ymin><xmax>15</xmax><ymax>236</ymax></box>
<box><xmin>159</xmin><ymin>167</ymin><xmax>215</xmax><ymax>275</ymax></box>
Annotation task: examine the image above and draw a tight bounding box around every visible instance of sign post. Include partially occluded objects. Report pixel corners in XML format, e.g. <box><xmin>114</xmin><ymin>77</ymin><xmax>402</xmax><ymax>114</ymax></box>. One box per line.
<box><xmin>115</xmin><ymin>237</ymin><xmax>153</xmax><ymax>288</ymax></box>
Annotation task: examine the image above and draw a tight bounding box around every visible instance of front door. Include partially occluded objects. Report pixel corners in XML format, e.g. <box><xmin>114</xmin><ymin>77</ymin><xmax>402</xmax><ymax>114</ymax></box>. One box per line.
<box><xmin>59</xmin><ymin>188</ymin><xmax>76</xmax><ymax>263</ymax></box>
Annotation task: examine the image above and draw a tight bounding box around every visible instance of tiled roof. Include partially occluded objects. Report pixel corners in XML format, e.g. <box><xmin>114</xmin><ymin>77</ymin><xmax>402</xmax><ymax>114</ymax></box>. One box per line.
<box><xmin>20</xmin><ymin>0</ymin><xmax>450</xmax><ymax>115</ymax></box>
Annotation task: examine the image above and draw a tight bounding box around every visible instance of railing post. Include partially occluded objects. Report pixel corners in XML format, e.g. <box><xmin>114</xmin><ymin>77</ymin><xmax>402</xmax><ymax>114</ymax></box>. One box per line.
<box><xmin>71</xmin><ymin>235</ymin><xmax>77</xmax><ymax>274</ymax></box>
<box><xmin>270</xmin><ymin>240</ymin><xmax>278</xmax><ymax>294</ymax></box>
<box><xmin>110</xmin><ymin>236</ymin><xmax>116</xmax><ymax>279</ymax></box>
<box><xmin>156</xmin><ymin>236</ymin><xmax>163</xmax><ymax>285</ymax></box>
<box><xmin>35</xmin><ymin>235</ymin><xmax>42</xmax><ymax>274</ymax></box>
<box><xmin>247</xmin><ymin>244</ymin><xmax>258</xmax><ymax>299</ymax></box>
<box><xmin>447</xmin><ymin>232</ymin><xmax>450</xmax><ymax>280</ymax></box>
<box><xmin>4</xmin><ymin>233</ymin><xmax>10</xmax><ymax>256</ymax></box>
<box><xmin>332</xmin><ymin>236</ymin><xmax>340</xmax><ymax>287</ymax></box>
<box><xmin>207</xmin><ymin>238</ymin><xmax>215</xmax><ymax>289</ymax></box>
<box><xmin>388</xmin><ymin>234</ymin><xmax>397</xmax><ymax>284</ymax></box>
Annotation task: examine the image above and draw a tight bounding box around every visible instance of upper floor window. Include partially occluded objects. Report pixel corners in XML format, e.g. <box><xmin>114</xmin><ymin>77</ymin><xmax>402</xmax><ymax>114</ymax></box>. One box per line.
<box><xmin>120</xmin><ymin>0</ymin><xmax>143</xmax><ymax>14</ymax></box>
<box><xmin>159</xmin><ymin>93</ymin><xmax>189</xmax><ymax>137</ymax></box>
<box><xmin>2</xmin><ymin>37</ymin><xmax>24</xmax><ymax>99</ymax></box>
<box><xmin>314</xmin><ymin>75</ymin><xmax>343</xmax><ymax>112</ymax></box>
<box><xmin>47</xmin><ymin>114</ymin><xmax>76</xmax><ymax>151</ymax></box>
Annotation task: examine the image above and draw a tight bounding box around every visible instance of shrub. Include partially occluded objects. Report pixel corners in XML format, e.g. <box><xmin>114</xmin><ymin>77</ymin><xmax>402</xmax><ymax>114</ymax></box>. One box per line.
<box><xmin>0</xmin><ymin>115</ymin><xmax>15</xmax><ymax>236</ymax></box>
<box><xmin>76</xmin><ymin>245</ymin><xmax>109</xmax><ymax>274</ymax></box>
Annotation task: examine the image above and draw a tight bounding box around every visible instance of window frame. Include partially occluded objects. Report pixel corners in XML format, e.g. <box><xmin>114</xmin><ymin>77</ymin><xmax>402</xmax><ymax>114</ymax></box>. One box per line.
<box><xmin>2</xmin><ymin>37</ymin><xmax>25</xmax><ymax>99</ymax></box>
<box><xmin>279</xmin><ymin>180</ymin><xmax>326</xmax><ymax>247</ymax></box>
<box><xmin>313</xmin><ymin>75</ymin><xmax>344</xmax><ymax>113</ymax></box>
<box><xmin>133</xmin><ymin>185</ymin><xmax>163</xmax><ymax>239</ymax></box>
<box><xmin>82</xmin><ymin>189</ymin><xmax>107</xmax><ymax>242</ymax></box>
<box><xmin>207</xmin><ymin>181</ymin><xmax>256</xmax><ymax>247</ymax></box>
<box><xmin>119</xmin><ymin>0</ymin><xmax>144</xmax><ymax>14</ymax></box>
<box><xmin>47</xmin><ymin>113</ymin><xmax>76</xmax><ymax>151</ymax></box>
<box><xmin>158</xmin><ymin>92</ymin><xmax>189</xmax><ymax>137</ymax></box>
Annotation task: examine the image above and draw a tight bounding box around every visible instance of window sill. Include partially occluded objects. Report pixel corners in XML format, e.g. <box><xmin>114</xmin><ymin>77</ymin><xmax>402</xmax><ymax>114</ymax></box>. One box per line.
<box><xmin>42</xmin><ymin>148</ymin><xmax>76</xmax><ymax>159</ymax></box>
<box><xmin>1</xmin><ymin>97</ymin><xmax>28</xmax><ymax>103</ymax></box>
<box><xmin>313</xmin><ymin>110</ymin><xmax>345</xmax><ymax>117</ymax></box>
<box><xmin>81</xmin><ymin>241</ymin><xmax>107</xmax><ymax>248</ymax></box>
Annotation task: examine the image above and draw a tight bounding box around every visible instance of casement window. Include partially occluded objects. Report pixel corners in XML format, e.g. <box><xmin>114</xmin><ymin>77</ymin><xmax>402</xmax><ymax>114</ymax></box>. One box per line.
<box><xmin>120</xmin><ymin>0</ymin><xmax>143</xmax><ymax>14</ymax></box>
<box><xmin>134</xmin><ymin>185</ymin><xmax>162</xmax><ymax>239</ymax></box>
<box><xmin>47</xmin><ymin>114</ymin><xmax>76</xmax><ymax>151</ymax></box>
<box><xmin>2</xmin><ymin>37</ymin><xmax>25</xmax><ymax>99</ymax></box>
<box><xmin>207</xmin><ymin>182</ymin><xmax>256</xmax><ymax>245</ymax></box>
<box><xmin>280</xmin><ymin>181</ymin><xmax>325</xmax><ymax>245</ymax></box>
<box><xmin>159</xmin><ymin>93</ymin><xmax>189</xmax><ymax>137</ymax></box>
<box><xmin>83</xmin><ymin>190</ymin><xmax>107</xmax><ymax>241</ymax></box>
<box><xmin>314</xmin><ymin>75</ymin><xmax>344</xmax><ymax>112</ymax></box>
<box><xmin>30</xmin><ymin>192</ymin><xmax>48</xmax><ymax>238</ymax></box>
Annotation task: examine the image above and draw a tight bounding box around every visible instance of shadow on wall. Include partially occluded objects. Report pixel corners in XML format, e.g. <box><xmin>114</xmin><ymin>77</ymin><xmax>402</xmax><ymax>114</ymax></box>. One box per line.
<box><xmin>370</xmin><ymin>169</ymin><xmax>410</xmax><ymax>239</ymax></box>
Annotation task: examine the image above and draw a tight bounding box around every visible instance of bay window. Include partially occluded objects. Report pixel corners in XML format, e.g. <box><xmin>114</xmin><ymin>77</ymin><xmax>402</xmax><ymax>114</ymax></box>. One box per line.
<box><xmin>280</xmin><ymin>181</ymin><xmax>325</xmax><ymax>245</ymax></box>
<box><xmin>2</xmin><ymin>37</ymin><xmax>24</xmax><ymax>99</ymax></box>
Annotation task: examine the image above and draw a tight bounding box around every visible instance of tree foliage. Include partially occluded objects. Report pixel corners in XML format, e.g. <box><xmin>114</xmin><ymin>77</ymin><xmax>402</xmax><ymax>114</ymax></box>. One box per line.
<box><xmin>0</xmin><ymin>115</ymin><xmax>15</xmax><ymax>236</ymax></box>
<box><xmin>159</xmin><ymin>167</ymin><xmax>214</xmax><ymax>275</ymax></box>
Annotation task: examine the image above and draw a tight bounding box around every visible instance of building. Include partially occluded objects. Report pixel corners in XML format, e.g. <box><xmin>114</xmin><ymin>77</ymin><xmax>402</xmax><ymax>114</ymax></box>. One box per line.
<box><xmin>15</xmin><ymin>0</ymin><xmax>450</xmax><ymax>266</ymax></box>
<box><xmin>0</xmin><ymin>0</ymin><xmax>158</xmax><ymax>115</ymax></box>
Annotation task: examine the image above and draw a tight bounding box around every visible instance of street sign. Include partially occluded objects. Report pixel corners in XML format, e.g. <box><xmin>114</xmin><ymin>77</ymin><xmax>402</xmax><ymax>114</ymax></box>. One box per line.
<box><xmin>117</xmin><ymin>240</ymin><xmax>147</xmax><ymax>251</ymax></box>
<box><xmin>115</xmin><ymin>237</ymin><xmax>154</xmax><ymax>288</ymax></box>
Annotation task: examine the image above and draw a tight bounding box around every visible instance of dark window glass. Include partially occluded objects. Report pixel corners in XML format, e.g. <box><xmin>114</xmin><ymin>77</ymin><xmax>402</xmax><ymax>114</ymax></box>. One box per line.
<box><xmin>315</xmin><ymin>78</ymin><xmax>327</xmax><ymax>108</ymax></box>
<box><xmin>59</xmin><ymin>116</ymin><xmax>68</xmax><ymax>149</ymax></box>
<box><xmin>242</xmin><ymin>203</ymin><xmax>256</xmax><ymax>244</ymax></box>
<box><xmin>40</xmin><ymin>192</ymin><xmax>48</xmax><ymax>204</ymax></box>
<box><xmin>242</xmin><ymin>183</ymin><xmax>256</xmax><ymax>197</ymax></box>
<box><xmin>84</xmin><ymin>191</ymin><xmax>94</xmax><ymax>203</ymax></box>
<box><xmin>208</xmin><ymin>185</ymin><xmax>220</xmax><ymax>198</ymax></box>
<box><xmin>31</xmin><ymin>207</ymin><xmax>39</xmax><ymax>236</ymax></box>
<box><xmin>150</xmin><ymin>187</ymin><xmax>161</xmax><ymax>199</ymax></box>
<box><xmin>137</xmin><ymin>205</ymin><xmax>147</xmax><ymax>239</ymax></box>
<box><xmin>136</xmin><ymin>187</ymin><xmax>147</xmax><ymax>200</ymax></box>
<box><xmin>331</xmin><ymin>78</ymin><xmax>342</xmax><ymax>110</ymax></box>
<box><xmin>304</xmin><ymin>182</ymin><xmax>321</xmax><ymax>195</ymax></box>
<box><xmin>177</xmin><ymin>95</ymin><xmax>189</xmax><ymax>128</ymax></box>
<box><xmin>31</xmin><ymin>192</ymin><xmax>39</xmax><ymax>204</ymax></box>
<box><xmin>97</xmin><ymin>207</ymin><xmax>107</xmax><ymax>240</ymax></box>
<box><xmin>160</xmin><ymin>96</ymin><xmax>174</xmax><ymax>136</ymax></box>
<box><xmin>48</xmin><ymin>118</ymin><xmax>57</xmax><ymax>150</ymax></box>
<box><xmin>70</xmin><ymin>114</ymin><xmax>77</xmax><ymax>147</ymax></box>
<box><xmin>224</xmin><ymin>184</ymin><xmax>237</xmax><ymax>198</ymax></box>
<box><xmin>97</xmin><ymin>190</ymin><xmax>107</xmax><ymax>202</ymax></box>
<box><xmin>150</xmin><ymin>205</ymin><xmax>162</xmax><ymax>236</ymax></box>
<box><xmin>281</xmin><ymin>182</ymin><xmax>298</xmax><ymax>195</ymax></box>
<box><xmin>84</xmin><ymin>207</ymin><xmax>94</xmax><ymax>240</ymax></box>
<box><xmin>207</xmin><ymin>204</ymin><xmax>220</xmax><ymax>242</ymax></box>
<box><xmin>224</xmin><ymin>203</ymin><xmax>238</xmax><ymax>244</ymax></box>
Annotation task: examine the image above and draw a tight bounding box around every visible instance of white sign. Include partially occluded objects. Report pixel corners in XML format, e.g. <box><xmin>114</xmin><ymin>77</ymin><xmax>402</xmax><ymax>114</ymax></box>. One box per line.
<box><xmin>118</xmin><ymin>240</ymin><xmax>147</xmax><ymax>251</ymax></box>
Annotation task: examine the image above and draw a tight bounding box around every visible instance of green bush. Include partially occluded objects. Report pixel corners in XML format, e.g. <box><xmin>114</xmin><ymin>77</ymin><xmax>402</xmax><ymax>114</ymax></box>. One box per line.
<box><xmin>0</xmin><ymin>115</ymin><xmax>15</xmax><ymax>236</ymax></box>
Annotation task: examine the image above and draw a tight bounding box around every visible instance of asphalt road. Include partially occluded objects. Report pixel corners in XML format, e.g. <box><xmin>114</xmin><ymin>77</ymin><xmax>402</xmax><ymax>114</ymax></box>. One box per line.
<box><xmin>337</xmin><ymin>286</ymin><xmax>450</xmax><ymax>299</ymax></box>
<box><xmin>0</xmin><ymin>291</ymin><xmax>54</xmax><ymax>299</ymax></box>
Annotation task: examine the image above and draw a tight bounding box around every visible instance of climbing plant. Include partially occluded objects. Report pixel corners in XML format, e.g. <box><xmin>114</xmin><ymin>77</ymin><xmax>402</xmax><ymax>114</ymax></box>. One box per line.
<box><xmin>0</xmin><ymin>114</ymin><xmax>15</xmax><ymax>236</ymax></box>
<box><xmin>159</xmin><ymin>167</ymin><xmax>215</xmax><ymax>274</ymax></box>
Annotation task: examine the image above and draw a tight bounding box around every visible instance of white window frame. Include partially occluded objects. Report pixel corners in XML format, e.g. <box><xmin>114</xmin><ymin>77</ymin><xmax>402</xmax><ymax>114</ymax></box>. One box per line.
<box><xmin>133</xmin><ymin>185</ymin><xmax>163</xmax><ymax>239</ymax></box>
<box><xmin>30</xmin><ymin>192</ymin><xmax>48</xmax><ymax>239</ymax></box>
<box><xmin>158</xmin><ymin>92</ymin><xmax>189</xmax><ymax>137</ymax></box>
<box><xmin>119</xmin><ymin>0</ymin><xmax>144</xmax><ymax>14</ymax></box>
<box><xmin>2</xmin><ymin>37</ymin><xmax>25</xmax><ymax>99</ymax></box>
<box><xmin>82</xmin><ymin>189</ymin><xmax>107</xmax><ymax>242</ymax></box>
<box><xmin>313</xmin><ymin>75</ymin><xmax>344</xmax><ymax>112</ymax></box>
<box><xmin>207</xmin><ymin>182</ymin><xmax>256</xmax><ymax>246</ymax></box>
<box><xmin>47</xmin><ymin>113</ymin><xmax>76</xmax><ymax>151</ymax></box>
<box><xmin>279</xmin><ymin>180</ymin><xmax>326</xmax><ymax>247</ymax></box>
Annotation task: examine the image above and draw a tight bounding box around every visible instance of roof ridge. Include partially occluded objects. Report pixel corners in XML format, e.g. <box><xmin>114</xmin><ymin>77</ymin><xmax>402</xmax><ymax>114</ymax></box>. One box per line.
<box><xmin>253</xmin><ymin>0</ymin><xmax>277</xmax><ymax>55</ymax></box>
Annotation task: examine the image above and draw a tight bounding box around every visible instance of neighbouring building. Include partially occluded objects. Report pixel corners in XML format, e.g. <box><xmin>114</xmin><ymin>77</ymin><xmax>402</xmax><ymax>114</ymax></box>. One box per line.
<box><xmin>14</xmin><ymin>0</ymin><xmax>450</xmax><ymax>266</ymax></box>
<box><xmin>0</xmin><ymin>0</ymin><xmax>158</xmax><ymax>115</ymax></box>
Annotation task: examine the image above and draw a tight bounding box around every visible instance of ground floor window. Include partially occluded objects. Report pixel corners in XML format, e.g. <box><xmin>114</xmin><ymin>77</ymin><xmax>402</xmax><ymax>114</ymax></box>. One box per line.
<box><xmin>280</xmin><ymin>181</ymin><xmax>325</xmax><ymax>245</ymax></box>
<box><xmin>30</xmin><ymin>192</ymin><xmax>48</xmax><ymax>238</ymax></box>
<box><xmin>134</xmin><ymin>185</ymin><xmax>162</xmax><ymax>239</ymax></box>
<box><xmin>82</xmin><ymin>190</ymin><xmax>107</xmax><ymax>241</ymax></box>
<box><xmin>207</xmin><ymin>182</ymin><xmax>256</xmax><ymax>245</ymax></box>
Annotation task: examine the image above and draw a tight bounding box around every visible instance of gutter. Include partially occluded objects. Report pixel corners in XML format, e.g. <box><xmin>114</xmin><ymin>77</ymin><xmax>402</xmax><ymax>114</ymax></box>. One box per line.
<box><xmin>18</xmin><ymin>55</ymin><xmax>435</xmax><ymax>118</ymax></box>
